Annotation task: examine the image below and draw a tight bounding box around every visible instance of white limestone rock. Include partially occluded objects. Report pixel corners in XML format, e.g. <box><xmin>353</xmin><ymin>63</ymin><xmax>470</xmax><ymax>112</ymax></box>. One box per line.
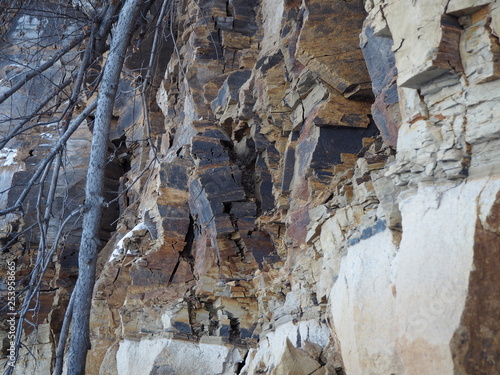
<box><xmin>116</xmin><ymin>338</ymin><xmax>245</xmax><ymax>375</ymax></box>
<box><xmin>330</xmin><ymin>177</ymin><xmax>500</xmax><ymax>374</ymax></box>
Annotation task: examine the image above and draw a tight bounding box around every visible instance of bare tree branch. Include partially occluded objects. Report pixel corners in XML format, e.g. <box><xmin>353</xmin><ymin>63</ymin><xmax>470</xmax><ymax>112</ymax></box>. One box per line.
<box><xmin>0</xmin><ymin>78</ymin><xmax>72</xmax><ymax>149</ymax></box>
<box><xmin>1</xmin><ymin>2</ymin><xmax>175</xmax><ymax>373</ymax></box>
<box><xmin>0</xmin><ymin>32</ymin><xmax>88</xmax><ymax>106</ymax></box>
<box><xmin>0</xmin><ymin>100</ymin><xmax>97</xmax><ymax>216</ymax></box>
<box><xmin>3</xmin><ymin>206</ymin><xmax>83</xmax><ymax>374</ymax></box>
<box><xmin>53</xmin><ymin>289</ymin><xmax>74</xmax><ymax>375</ymax></box>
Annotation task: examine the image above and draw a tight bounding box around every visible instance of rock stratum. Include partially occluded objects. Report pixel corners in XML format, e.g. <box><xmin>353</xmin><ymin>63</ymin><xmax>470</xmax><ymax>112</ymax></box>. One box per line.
<box><xmin>1</xmin><ymin>0</ymin><xmax>500</xmax><ymax>374</ymax></box>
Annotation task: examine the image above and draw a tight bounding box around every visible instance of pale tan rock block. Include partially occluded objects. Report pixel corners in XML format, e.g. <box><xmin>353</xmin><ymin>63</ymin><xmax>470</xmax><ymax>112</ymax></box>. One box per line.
<box><xmin>270</xmin><ymin>339</ymin><xmax>321</xmax><ymax>375</ymax></box>
<box><xmin>464</xmin><ymin>79</ymin><xmax>500</xmax><ymax>144</ymax></box>
<box><xmin>398</xmin><ymin>87</ymin><xmax>429</xmax><ymax>124</ymax></box>
<box><xmin>365</xmin><ymin>0</ymin><xmax>392</xmax><ymax>37</ymax></box>
<box><xmin>331</xmin><ymin>179</ymin><xmax>500</xmax><ymax>374</ymax></box>
<box><xmin>460</xmin><ymin>17</ymin><xmax>500</xmax><ymax>85</ymax></box>
<box><xmin>447</xmin><ymin>0</ymin><xmax>491</xmax><ymax>15</ymax></box>
<box><xmin>260</xmin><ymin>0</ymin><xmax>284</xmax><ymax>55</ymax></box>
<box><xmin>491</xmin><ymin>1</ymin><xmax>500</xmax><ymax>36</ymax></box>
<box><xmin>381</xmin><ymin>0</ymin><xmax>464</xmax><ymax>88</ymax></box>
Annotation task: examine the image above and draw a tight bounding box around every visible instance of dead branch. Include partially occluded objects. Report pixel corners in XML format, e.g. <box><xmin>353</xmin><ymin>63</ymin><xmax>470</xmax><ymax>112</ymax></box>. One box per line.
<box><xmin>0</xmin><ymin>32</ymin><xmax>88</xmax><ymax>106</ymax></box>
<box><xmin>0</xmin><ymin>100</ymin><xmax>97</xmax><ymax>216</ymax></box>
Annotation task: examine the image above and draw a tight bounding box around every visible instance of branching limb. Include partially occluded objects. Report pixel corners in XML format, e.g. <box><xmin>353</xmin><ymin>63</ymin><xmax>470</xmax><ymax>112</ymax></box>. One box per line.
<box><xmin>139</xmin><ymin>0</ymin><xmax>171</xmax><ymax>162</ymax></box>
<box><xmin>0</xmin><ymin>100</ymin><xmax>97</xmax><ymax>216</ymax></box>
<box><xmin>0</xmin><ymin>78</ymin><xmax>72</xmax><ymax>149</ymax></box>
<box><xmin>4</xmin><ymin>206</ymin><xmax>82</xmax><ymax>374</ymax></box>
<box><xmin>0</xmin><ymin>32</ymin><xmax>88</xmax><ymax>106</ymax></box>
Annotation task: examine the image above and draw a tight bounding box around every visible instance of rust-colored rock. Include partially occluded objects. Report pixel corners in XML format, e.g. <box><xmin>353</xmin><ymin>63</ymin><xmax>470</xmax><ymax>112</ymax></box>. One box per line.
<box><xmin>296</xmin><ymin>0</ymin><xmax>372</xmax><ymax>96</ymax></box>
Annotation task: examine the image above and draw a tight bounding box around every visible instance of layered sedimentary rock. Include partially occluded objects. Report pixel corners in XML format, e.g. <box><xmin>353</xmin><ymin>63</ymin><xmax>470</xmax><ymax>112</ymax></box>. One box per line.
<box><xmin>1</xmin><ymin>0</ymin><xmax>500</xmax><ymax>374</ymax></box>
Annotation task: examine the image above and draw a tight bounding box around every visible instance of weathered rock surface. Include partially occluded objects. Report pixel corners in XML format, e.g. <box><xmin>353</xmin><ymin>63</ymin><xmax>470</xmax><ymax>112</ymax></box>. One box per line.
<box><xmin>1</xmin><ymin>0</ymin><xmax>500</xmax><ymax>374</ymax></box>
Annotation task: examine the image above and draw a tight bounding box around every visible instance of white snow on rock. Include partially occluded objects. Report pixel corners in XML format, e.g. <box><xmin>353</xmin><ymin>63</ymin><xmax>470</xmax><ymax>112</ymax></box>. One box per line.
<box><xmin>109</xmin><ymin>222</ymin><xmax>149</xmax><ymax>262</ymax></box>
<box><xmin>0</xmin><ymin>148</ymin><xmax>17</xmax><ymax>166</ymax></box>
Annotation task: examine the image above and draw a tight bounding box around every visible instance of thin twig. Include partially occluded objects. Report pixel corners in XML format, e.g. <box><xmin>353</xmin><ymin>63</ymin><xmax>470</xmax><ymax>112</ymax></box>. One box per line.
<box><xmin>0</xmin><ymin>32</ymin><xmax>88</xmax><ymax>105</ymax></box>
<box><xmin>0</xmin><ymin>100</ymin><xmax>97</xmax><ymax>216</ymax></box>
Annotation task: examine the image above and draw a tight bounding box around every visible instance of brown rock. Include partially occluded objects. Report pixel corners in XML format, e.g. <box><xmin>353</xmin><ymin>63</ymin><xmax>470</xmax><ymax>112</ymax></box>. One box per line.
<box><xmin>451</xmin><ymin>191</ymin><xmax>500</xmax><ymax>374</ymax></box>
<box><xmin>312</xmin><ymin>87</ymin><xmax>372</xmax><ymax>128</ymax></box>
<box><xmin>296</xmin><ymin>0</ymin><xmax>371</xmax><ymax>95</ymax></box>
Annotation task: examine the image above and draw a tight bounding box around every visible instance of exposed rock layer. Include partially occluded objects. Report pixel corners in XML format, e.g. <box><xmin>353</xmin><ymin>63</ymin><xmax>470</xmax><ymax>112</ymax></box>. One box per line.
<box><xmin>1</xmin><ymin>0</ymin><xmax>500</xmax><ymax>374</ymax></box>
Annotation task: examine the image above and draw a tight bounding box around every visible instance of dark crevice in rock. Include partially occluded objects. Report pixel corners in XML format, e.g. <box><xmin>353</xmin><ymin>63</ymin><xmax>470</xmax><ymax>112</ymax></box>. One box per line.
<box><xmin>218</xmin><ymin>129</ymin><xmax>257</xmax><ymax>201</ymax></box>
<box><xmin>100</xmin><ymin>135</ymin><xmax>130</xmax><ymax>242</ymax></box>
<box><xmin>180</xmin><ymin>215</ymin><xmax>195</xmax><ymax>263</ymax></box>
<box><xmin>111</xmin><ymin>134</ymin><xmax>131</xmax><ymax>173</ymax></box>
<box><xmin>198</xmin><ymin>300</ymin><xmax>219</xmax><ymax>337</ymax></box>
<box><xmin>168</xmin><ymin>215</ymin><xmax>196</xmax><ymax>286</ymax></box>
<box><xmin>185</xmin><ymin>295</ymin><xmax>199</xmax><ymax>338</ymax></box>
<box><xmin>296</xmin><ymin>326</ymin><xmax>302</xmax><ymax>348</ymax></box>
<box><xmin>228</xmin><ymin>314</ymin><xmax>241</xmax><ymax>343</ymax></box>
<box><xmin>235</xmin><ymin>350</ymin><xmax>249</xmax><ymax>374</ymax></box>
<box><xmin>167</xmin><ymin>256</ymin><xmax>181</xmax><ymax>286</ymax></box>
<box><xmin>234</xmin><ymin>238</ymin><xmax>246</xmax><ymax>259</ymax></box>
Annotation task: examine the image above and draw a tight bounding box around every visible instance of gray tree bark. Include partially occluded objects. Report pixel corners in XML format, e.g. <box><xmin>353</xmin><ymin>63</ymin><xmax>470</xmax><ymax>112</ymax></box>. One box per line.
<box><xmin>66</xmin><ymin>0</ymin><xmax>144</xmax><ymax>373</ymax></box>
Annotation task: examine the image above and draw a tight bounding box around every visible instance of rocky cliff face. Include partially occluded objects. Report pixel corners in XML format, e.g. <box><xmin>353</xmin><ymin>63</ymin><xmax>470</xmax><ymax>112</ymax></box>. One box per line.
<box><xmin>1</xmin><ymin>0</ymin><xmax>500</xmax><ymax>374</ymax></box>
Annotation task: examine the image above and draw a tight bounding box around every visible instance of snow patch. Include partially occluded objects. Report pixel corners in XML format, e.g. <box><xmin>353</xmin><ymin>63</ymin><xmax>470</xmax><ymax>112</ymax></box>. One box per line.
<box><xmin>109</xmin><ymin>222</ymin><xmax>148</xmax><ymax>262</ymax></box>
<box><xmin>0</xmin><ymin>148</ymin><xmax>17</xmax><ymax>166</ymax></box>
<box><xmin>40</xmin><ymin>132</ymin><xmax>55</xmax><ymax>140</ymax></box>
<box><xmin>12</xmin><ymin>15</ymin><xmax>45</xmax><ymax>41</ymax></box>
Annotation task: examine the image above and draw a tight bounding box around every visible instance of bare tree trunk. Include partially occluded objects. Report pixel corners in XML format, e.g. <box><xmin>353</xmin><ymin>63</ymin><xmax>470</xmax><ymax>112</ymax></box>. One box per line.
<box><xmin>66</xmin><ymin>0</ymin><xmax>144</xmax><ymax>373</ymax></box>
